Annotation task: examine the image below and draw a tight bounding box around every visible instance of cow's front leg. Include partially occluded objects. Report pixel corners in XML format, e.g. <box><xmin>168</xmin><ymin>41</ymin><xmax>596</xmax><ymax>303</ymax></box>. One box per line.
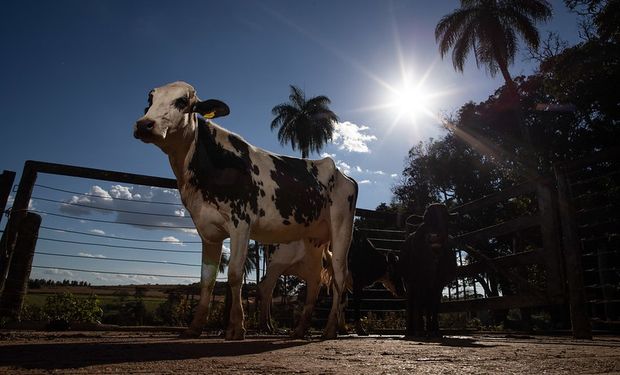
<box><xmin>225</xmin><ymin>226</ymin><xmax>250</xmax><ymax>340</ymax></box>
<box><xmin>292</xmin><ymin>276</ymin><xmax>321</xmax><ymax>339</ymax></box>
<box><xmin>183</xmin><ymin>241</ymin><xmax>222</xmax><ymax>338</ymax></box>
<box><xmin>257</xmin><ymin>262</ymin><xmax>288</xmax><ymax>334</ymax></box>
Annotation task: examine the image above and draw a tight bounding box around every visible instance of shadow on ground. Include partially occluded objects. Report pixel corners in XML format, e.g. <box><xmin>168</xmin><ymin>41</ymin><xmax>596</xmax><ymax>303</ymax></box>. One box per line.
<box><xmin>0</xmin><ymin>337</ymin><xmax>310</xmax><ymax>370</ymax></box>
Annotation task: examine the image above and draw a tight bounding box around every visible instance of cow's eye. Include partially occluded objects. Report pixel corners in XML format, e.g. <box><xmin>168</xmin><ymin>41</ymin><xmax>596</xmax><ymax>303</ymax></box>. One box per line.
<box><xmin>174</xmin><ymin>97</ymin><xmax>189</xmax><ymax>110</ymax></box>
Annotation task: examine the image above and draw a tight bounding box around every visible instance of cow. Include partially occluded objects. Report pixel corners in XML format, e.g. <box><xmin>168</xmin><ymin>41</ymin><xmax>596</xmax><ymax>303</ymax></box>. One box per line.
<box><xmin>345</xmin><ymin>229</ymin><xmax>404</xmax><ymax>335</ymax></box>
<box><xmin>257</xmin><ymin>240</ymin><xmax>330</xmax><ymax>338</ymax></box>
<box><xmin>258</xmin><ymin>229</ymin><xmax>404</xmax><ymax>337</ymax></box>
<box><xmin>133</xmin><ymin>81</ymin><xmax>358</xmax><ymax>340</ymax></box>
<box><xmin>399</xmin><ymin>203</ymin><xmax>457</xmax><ymax>337</ymax></box>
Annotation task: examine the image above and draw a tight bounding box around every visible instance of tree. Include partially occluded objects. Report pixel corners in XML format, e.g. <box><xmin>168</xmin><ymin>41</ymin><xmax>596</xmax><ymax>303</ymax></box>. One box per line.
<box><xmin>435</xmin><ymin>0</ymin><xmax>552</xmax><ymax>91</ymax></box>
<box><xmin>270</xmin><ymin>85</ymin><xmax>338</xmax><ymax>158</ymax></box>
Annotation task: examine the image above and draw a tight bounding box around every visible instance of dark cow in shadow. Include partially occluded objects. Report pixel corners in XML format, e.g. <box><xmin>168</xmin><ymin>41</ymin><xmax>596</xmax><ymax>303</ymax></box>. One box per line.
<box><xmin>400</xmin><ymin>203</ymin><xmax>457</xmax><ymax>337</ymax></box>
<box><xmin>343</xmin><ymin>229</ymin><xmax>405</xmax><ymax>335</ymax></box>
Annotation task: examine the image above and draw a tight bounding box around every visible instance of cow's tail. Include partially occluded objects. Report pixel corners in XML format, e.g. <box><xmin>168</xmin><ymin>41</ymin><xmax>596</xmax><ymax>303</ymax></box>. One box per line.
<box><xmin>321</xmin><ymin>245</ymin><xmax>352</xmax><ymax>295</ymax></box>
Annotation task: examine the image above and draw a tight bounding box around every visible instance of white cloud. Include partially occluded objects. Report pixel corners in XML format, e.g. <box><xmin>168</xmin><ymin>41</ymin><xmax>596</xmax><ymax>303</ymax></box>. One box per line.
<box><xmin>179</xmin><ymin>228</ymin><xmax>199</xmax><ymax>236</ymax></box>
<box><xmin>374</xmin><ymin>170</ymin><xmax>385</xmax><ymax>175</ymax></box>
<box><xmin>57</xmin><ymin>184</ymin><xmax>195</xmax><ymax>233</ymax></box>
<box><xmin>44</xmin><ymin>268</ymin><xmax>74</xmax><ymax>276</ymax></box>
<box><xmin>359</xmin><ymin>180</ymin><xmax>372</xmax><ymax>184</ymax></box>
<box><xmin>78</xmin><ymin>252</ymin><xmax>107</xmax><ymax>258</ymax></box>
<box><xmin>332</xmin><ymin>121</ymin><xmax>377</xmax><ymax>153</ymax></box>
<box><xmin>89</xmin><ymin>229</ymin><xmax>106</xmax><ymax>235</ymax></box>
<box><xmin>321</xmin><ymin>152</ymin><xmax>336</xmax><ymax>159</ymax></box>
<box><xmin>391</xmin><ymin>173</ymin><xmax>398</xmax><ymax>178</ymax></box>
<box><xmin>161</xmin><ymin>236</ymin><xmax>184</xmax><ymax>246</ymax></box>
<box><xmin>335</xmin><ymin>160</ymin><xmax>352</xmax><ymax>175</ymax></box>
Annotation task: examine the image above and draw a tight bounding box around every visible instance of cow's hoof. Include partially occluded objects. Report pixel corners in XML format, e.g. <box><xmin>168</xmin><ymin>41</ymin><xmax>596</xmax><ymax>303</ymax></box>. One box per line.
<box><xmin>321</xmin><ymin>329</ymin><xmax>337</xmax><ymax>340</ymax></box>
<box><xmin>355</xmin><ymin>328</ymin><xmax>369</xmax><ymax>336</ymax></box>
<box><xmin>225</xmin><ymin>327</ymin><xmax>246</xmax><ymax>341</ymax></box>
<box><xmin>291</xmin><ymin>328</ymin><xmax>307</xmax><ymax>339</ymax></box>
<box><xmin>180</xmin><ymin>329</ymin><xmax>201</xmax><ymax>339</ymax></box>
<box><xmin>355</xmin><ymin>322</ymin><xmax>368</xmax><ymax>336</ymax></box>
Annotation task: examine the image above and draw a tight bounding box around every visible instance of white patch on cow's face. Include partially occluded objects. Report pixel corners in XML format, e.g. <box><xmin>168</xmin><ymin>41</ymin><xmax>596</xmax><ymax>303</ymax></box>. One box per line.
<box><xmin>134</xmin><ymin>81</ymin><xmax>196</xmax><ymax>147</ymax></box>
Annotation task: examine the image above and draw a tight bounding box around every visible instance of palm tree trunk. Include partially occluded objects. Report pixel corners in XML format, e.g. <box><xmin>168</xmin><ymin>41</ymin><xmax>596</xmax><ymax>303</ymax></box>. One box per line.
<box><xmin>498</xmin><ymin>61</ymin><xmax>537</xmax><ymax>174</ymax></box>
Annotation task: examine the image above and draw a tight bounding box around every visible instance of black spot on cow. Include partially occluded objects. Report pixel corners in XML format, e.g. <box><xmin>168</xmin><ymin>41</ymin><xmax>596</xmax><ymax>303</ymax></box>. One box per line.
<box><xmin>173</xmin><ymin>96</ymin><xmax>190</xmax><ymax>111</ymax></box>
<box><xmin>252</xmin><ymin>165</ymin><xmax>260</xmax><ymax>175</ymax></box>
<box><xmin>188</xmin><ymin>118</ymin><xmax>261</xmax><ymax>226</ymax></box>
<box><xmin>269</xmin><ymin>156</ymin><xmax>327</xmax><ymax>226</ymax></box>
<box><xmin>144</xmin><ymin>90</ymin><xmax>154</xmax><ymax>114</ymax></box>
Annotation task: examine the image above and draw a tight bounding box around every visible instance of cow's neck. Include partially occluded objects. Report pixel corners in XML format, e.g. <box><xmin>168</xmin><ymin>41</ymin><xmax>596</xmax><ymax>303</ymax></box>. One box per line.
<box><xmin>165</xmin><ymin>114</ymin><xmax>198</xmax><ymax>191</ymax></box>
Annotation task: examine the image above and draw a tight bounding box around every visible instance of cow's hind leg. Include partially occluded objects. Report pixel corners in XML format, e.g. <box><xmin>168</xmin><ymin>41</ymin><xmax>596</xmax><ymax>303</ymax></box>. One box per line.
<box><xmin>226</xmin><ymin>228</ymin><xmax>251</xmax><ymax>340</ymax></box>
<box><xmin>323</xmin><ymin>223</ymin><xmax>353</xmax><ymax>339</ymax></box>
<box><xmin>182</xmin><ymin>241</ymin><xmax>223</xmax><ymax>338</ymax></box>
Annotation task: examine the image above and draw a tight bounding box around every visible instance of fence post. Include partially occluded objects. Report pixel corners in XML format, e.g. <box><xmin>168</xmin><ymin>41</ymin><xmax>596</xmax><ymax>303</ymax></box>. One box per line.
<box><xmin>0</xmin><ymin>162</ymin><xmax>38</xmax><ymax>293</ymax></box>
<box><xmin>554</xmin><ymin>165</ymin><xmax>592</xmax><ymax>339</ymax></box>
<box><xmin>0</xmin><ymin>212</ymin><xmax>41</xmax><ymax>319</ymax></box>
<box><xmin>536</xmin><ymin>181</ymin><xmax>565</xmax><ymax>300</ymax></box>
<box><xmin>0</xmin><ymin>170</ymin><xmax>16</xmax><ymax>227</ymax></box>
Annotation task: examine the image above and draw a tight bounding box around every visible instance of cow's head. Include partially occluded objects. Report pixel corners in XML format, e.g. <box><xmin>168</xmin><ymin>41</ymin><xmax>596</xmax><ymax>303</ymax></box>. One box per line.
<box><xmin>382</xmin><ymin>252</ymin><xmax>406</xmax><ymax>297</ymax></box>
<box><xmin>351</xmin><ymin>230</ymin><xmax>406</xmax><ymax>297</ymax></box>
<box><xmin>133</xmin><ymin>81</ymin><xmax>229</xmax><ymax>151</ymax></box>
<box><xmin>406</xmin><ymin>203</ymin><xmax>457</xmax><ymax>255</ymax></box>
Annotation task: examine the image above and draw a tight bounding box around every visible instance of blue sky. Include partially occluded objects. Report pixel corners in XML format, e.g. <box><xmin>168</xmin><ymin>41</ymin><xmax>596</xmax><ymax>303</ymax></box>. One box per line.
<box><xmin>1</xmin><ymin>1</ymin><xmax>582</xmax><ymax>285</ymax></box>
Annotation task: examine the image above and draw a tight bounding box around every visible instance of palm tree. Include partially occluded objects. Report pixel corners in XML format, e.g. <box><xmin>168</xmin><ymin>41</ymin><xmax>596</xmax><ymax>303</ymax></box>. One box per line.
<box><xmin>435</xmin><ymin>0</ymin><xmax>552</xmax><ymax>91</ymax></box>
<box><xmin>271</xmin><ymin>85</ymin><xmax>339</xmax><ymax>159</ymax></box>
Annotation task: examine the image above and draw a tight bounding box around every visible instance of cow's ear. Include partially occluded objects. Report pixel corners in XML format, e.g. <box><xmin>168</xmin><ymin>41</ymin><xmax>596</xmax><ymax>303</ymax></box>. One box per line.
<box><xmin>193</xmin><ymin>99</ymin><xmax>230</xmax><ymax>119</ymax></box>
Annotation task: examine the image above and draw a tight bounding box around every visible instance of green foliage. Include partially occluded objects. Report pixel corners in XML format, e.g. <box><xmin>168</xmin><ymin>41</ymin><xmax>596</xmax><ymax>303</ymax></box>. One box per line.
<box><xmin>154</xmin><ymin>291</ymin><xmax>197</xmax><ymax>327</ymax></box>
<box><xmin>101</xmin><ymin>289</ymin><xmax>152</xmax><ymax>326</ymax></box>
<box><xmin>359</xmin><ymin>311</ymin><xmax>406</xmax><ymax>332</ymax></box>
<box><xmin>271</xmin><ymin>85</ymin><xmax>338</xmax><ymax>158</ymax></box>
<box><xmin>435</xmin><ymin>0</ymin><xmax>552</xmax><ymax>83</ymax></box>
<box><xmin>41</xmin><ymin>292</ymin><xmax>103</xmax><ymax>329</ymax></box>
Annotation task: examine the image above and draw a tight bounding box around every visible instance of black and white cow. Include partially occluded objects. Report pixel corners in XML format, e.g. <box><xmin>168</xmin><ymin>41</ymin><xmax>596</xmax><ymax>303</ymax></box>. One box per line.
<box><xmin>399</xmin><ymin>203</ymin><xmax>457</xmax><ymax>337</ymax></box>
<box><xmin>133</xmin><ymin>81</ymin><xmax>358</xmax><ymax>340</ymax></box>
<box><xmin>258</xmin><ymin>230</ymin><xmax>404</xmax><ymax>337</ymax></box>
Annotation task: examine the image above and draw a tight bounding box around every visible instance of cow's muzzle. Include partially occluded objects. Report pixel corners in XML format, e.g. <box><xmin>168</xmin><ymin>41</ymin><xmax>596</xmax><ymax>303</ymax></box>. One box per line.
<box><xmin>427</xmin><ymin>233</ymin><xmax>445</xmax><ymax>250</ymax></box>
<box><xmin>134</xmin><ymin>119</ymin><xmax>155</xmax><ymax>140</ymax></box>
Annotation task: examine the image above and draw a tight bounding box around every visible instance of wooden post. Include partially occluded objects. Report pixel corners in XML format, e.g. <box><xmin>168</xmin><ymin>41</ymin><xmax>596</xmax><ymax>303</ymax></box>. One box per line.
<box><xmin>0</xmin><ymin>212</ymin><xmax>41</xmax><ymax>319</ymax></box>
<box><xmin>0</xmin><ymin>162</ymin><xmax>38</xmax><ymax>293</ymax></box>
<box><xmin>554</xmin><ymin>165</ymin><xmax>592</xmax><ymax>339</ymax></box>
<box><xmin>536</xmin><ymin>181</ymin><xmax>565</xmax><ymax>299</ymax></box>
<box><xmin>0</xmin><ymin>170</ymin><xmax>16</xmax><ymax>227</ymax></box>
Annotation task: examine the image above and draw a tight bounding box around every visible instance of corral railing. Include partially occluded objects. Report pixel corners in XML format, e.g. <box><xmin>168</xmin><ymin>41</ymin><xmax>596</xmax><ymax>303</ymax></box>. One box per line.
<box><xmin>1</xmin><ymin>155</ymin><xmax>614</xmax><ymax>338</ymax></box>
<box><xmin>554</xmin><ymin>149</ymin><xmax>620</xmax><ymax>331</ymax></box>
<box><xmin>344</xmin><ymin>176</ymin><xmax>594</xmax><ymax>338</ymax></box>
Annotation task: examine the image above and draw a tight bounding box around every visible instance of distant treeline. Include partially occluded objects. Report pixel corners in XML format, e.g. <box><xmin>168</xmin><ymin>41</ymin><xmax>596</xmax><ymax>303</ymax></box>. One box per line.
<box><xmin>28</xmin><ymin>279</ymin><xmax>92</xmax><ymax>288</ymax></box>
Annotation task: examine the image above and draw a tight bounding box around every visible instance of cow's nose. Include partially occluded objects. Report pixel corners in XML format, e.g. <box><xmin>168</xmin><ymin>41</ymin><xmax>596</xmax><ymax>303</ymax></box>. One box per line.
<box><xmin>136</xmin><ymin>119</ymin><xmax>155</xmax><ymax>132</ymax></box>
<box><xmin>134</xmin><ymin>118</ymin><xmax>155</xmax><ymax>139</ymax></box>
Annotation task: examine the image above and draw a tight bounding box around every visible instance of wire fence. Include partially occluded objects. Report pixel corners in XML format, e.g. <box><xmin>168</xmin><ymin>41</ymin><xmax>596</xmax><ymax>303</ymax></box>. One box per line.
<box><xmin>4</xmin><ymin>175</ymin><xmax>239</xmax><ymax>285</ymax></box>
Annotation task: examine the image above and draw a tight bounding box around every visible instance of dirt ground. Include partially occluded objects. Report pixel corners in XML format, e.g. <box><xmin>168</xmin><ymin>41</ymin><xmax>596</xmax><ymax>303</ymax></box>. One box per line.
<box><xmin>1</xmin><ymin>330</ymin><xmax>619</xmax><ymax>374</ymax></box>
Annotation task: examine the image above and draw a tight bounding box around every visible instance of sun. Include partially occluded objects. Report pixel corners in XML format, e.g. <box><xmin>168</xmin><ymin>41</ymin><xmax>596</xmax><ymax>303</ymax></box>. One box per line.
<box><xmin>388</xmin><ymin>81</ymin><xmax>432</xmax><ymax>123</ymax></box>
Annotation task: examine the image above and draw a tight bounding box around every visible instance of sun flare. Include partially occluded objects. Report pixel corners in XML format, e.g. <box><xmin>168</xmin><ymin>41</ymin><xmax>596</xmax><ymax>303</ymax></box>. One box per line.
<box><xmin>389</xmin><ymin>82</ymin><xmax>431</xmax><ymax>122</ymax></box>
